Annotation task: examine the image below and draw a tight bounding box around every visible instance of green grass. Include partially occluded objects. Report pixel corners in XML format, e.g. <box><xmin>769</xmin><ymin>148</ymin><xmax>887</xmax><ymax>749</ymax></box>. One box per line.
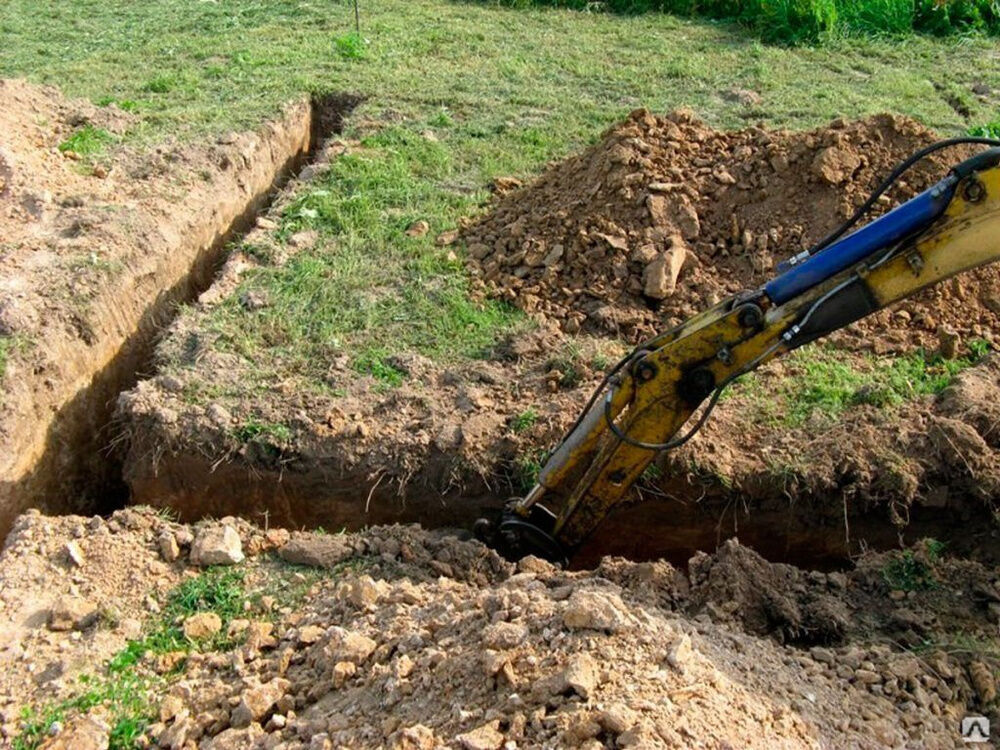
<box><xmin>0</xmin><ymin>334</ymin><xmax>31</xmax><ymax>383</ymax></box>
<box><xmin>233</xmin><ymin>418</ymin><xmax>293</xmax><ymax>447</ymax></box>
<box><xmin>971</xmin><ymin>120</ymin><xmax>1000</xmax><ymax>138</ymax></box>
<box><xmin>334</xmin><ymin>31</ymin><xmax>367</xmax><ymax>59</ymax></box>
<box><xmin>14</xmin><ymin>671</ymin><xmax>152</xmax><ymax>750</ymax></box>
<box><xmin>733</xmin><ymin>341</ymin><xmax>990</xmax><ymax>426</ymax></box>
<box><xmin>3</xmin><ymin>0</ymin><xmax>998</xmax><ymax>408</ymax></box>
<box><xmin>204</xmin><ymin>136</ymin><xmax>521</xmax><ymax>382</ymax></box>
<box><xmin>882</xmin><ymin>538</ymin><xmax>946</xmax><ymax>591</ymax></box>
<box><xmin>58</xmin><ymin>124</ymin><xmax>113</xmax><ymax>156</ymax></box>
<box><xmin>475</xmin><ymin>0</ymin><xmax>1000</xmax><ymax>43</ymax></box>
<box><xmin>511</xmin><ymin>408</ymin><xmax>539</xmax><ymax>433</ymax></box>
<box><xmin>14</xmin><ymin>568</ymin><xmax>248</xmax><ymax>750</ymax></box>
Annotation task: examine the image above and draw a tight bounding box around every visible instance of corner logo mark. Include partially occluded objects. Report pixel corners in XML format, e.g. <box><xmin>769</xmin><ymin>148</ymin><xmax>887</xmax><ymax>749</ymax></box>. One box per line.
<box><xmin>961</xmin><ymin>716</ymin><xmax>990</xmax><ymax>743</ymax></box>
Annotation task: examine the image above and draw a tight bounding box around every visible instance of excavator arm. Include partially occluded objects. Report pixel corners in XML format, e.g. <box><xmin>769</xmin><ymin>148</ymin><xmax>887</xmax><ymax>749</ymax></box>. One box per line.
<box><xmin>476</xmin><ymin>143</ymin><xmax>1000</xmax><ymax>564</ymax></box>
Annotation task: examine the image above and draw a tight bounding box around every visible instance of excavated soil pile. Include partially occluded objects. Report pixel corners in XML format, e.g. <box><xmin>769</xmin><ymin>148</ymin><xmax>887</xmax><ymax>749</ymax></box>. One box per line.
<box><xmin>464</xmin><ymin>110</ymin><xmax>996</xmax><ymax>346</ymax></box>
<box><xmin>4</xmin><ymin>508</ymin><xmax>1000</xmax><ymax>748</ymax></box>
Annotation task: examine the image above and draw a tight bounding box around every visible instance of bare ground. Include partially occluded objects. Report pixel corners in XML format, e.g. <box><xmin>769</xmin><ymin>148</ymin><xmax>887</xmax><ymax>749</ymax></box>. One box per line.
<box><xmin>3</xmin><ymin>508</ymin><xmax>999</xmax><ymax>749</ymax></box>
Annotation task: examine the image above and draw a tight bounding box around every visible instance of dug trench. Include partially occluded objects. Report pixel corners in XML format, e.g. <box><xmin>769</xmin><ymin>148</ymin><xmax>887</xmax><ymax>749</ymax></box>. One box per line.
<box><xmin>0</xmin><ymin>78</ymin><xmax>362</xmax><ymax>539</ymax></box>
<box><xmin>113</xmin><ymin>107</ymin><xmax>1000</xmax><ymax>571</ymax></box>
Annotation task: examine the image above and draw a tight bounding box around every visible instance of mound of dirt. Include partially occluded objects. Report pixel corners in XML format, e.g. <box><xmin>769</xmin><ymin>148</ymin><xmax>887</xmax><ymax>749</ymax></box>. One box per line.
<box><xmin>3</xmin><ymin>508</ymin><xmax>998</xmax><ymax>749</ymax></box>
<box><xmin>464</xmin><ymin>109</ymin><xmax>995</xmax><ymax>346</ymax></box>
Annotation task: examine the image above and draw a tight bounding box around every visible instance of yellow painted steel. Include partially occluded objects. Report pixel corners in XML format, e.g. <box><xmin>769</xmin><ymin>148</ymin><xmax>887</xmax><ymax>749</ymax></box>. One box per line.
<box><xmin>520</xmin><ymin>164</ymin><xmax>1000</xmax><ymax>551</ymax></box>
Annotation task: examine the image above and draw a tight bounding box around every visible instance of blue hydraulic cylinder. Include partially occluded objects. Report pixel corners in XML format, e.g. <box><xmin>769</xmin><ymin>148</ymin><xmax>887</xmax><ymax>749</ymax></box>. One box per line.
<box><xmin>763</xmin><ymin>176</ymin><xmax>957</xmax><ymax>305</ymax></box>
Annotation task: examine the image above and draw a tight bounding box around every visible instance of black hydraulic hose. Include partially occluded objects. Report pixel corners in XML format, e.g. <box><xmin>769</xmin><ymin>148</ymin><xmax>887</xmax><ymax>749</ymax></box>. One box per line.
<box><xmin>808</xmin><ymin>136</ymin><xmax>1000</xmax><ymax>256</ymax></box>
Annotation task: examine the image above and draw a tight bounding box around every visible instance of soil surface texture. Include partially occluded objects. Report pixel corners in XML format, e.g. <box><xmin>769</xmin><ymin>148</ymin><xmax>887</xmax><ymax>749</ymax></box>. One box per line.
<box><xmin>2</xmin><ymin>508</ymin><xmax>999</xmax><ymax>749</ymax></box>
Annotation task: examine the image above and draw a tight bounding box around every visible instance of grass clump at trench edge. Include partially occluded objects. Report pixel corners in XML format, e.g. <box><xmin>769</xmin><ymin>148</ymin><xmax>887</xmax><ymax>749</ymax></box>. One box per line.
<box><xmin>732</xmin><ymin>340</ymin><xmax>991</xmax><ymax>427</ymax></box>
<box><xmin>475</xmin><ymin>0</ymin><xmax>1000</xmax><ymax>43</ymax></box>
<box><xmin>58</xmin><ymin>124</ymin><xmax>114</xmax><ymax>156</ymax></box>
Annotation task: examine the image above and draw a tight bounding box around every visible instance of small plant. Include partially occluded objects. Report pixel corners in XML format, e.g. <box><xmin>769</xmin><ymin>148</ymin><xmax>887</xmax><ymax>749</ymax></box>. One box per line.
<box><xmin>970</xmin><ymin>121</ymin><xmax>1000</xmax><ymax>139</ymax></box>
<box><xmin>234</xmin><ymin>418</ymin><xmax>292</xmax><ymax>445</ymax></box>
<box><xmin>0</xmin><ymin>334</ymin><xmax>30</xmax><ymax>380</ymax></box>
<box><xmin>334</xmin><ymin>31</ymin><xmax>367</xmax><ymax>60</ymax></box>
<box><xmin>354</xmin><ymin>352</ymin><xmax>406</xmax><ymax>387</ymax></box>
<box><xmin>58</xmin><ymin>125</ymin><xmax>112</xmax><ymax>157</ymax></box>
<box><xmin>142</xmin><ymin>75</ymin><xmax>174</xmax><ymax>93</ymax></box>
<box><xmin>882</xmin><ymin>538</ymin><xmax>945</xmax><ymax>591</ymax></box>
<box><xmin>511</xmin><ymin>408</ymin><xmax>539</xmax><ymax>433</ymax></box>
<box><xmin>513</xmin><ymin>451</ymin><xmax>545</xmax><ymax>493</ymax></box>
<box><xmin>546</xmin><ymin>347</ymin><xmax>584</xmax><ymax>389</ymax></box>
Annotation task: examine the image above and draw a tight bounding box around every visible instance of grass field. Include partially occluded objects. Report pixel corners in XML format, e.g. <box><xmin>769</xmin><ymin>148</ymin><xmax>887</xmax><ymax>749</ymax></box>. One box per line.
<box><xmin>478</xmin><ymin>0</ymin><xmax>1000</xmax><ymax>44</ymax></box>
<box><xmin>2</xmin><ymin>0</ymin><xmax>999</xmax><ymax>409</ymax></box>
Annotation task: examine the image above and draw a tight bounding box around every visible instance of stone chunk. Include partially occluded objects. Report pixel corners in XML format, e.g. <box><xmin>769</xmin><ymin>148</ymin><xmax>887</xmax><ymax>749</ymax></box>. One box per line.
<box><xmin>49</xmin><ymin>596</ymin><xmax>98</xmax><ymax>631</ymax></box>
<box><xmin>553</xmin><ymin>653</ymin><xmax>601</xmax><ymax>699</ymax></box>
<box><xmin>338</xmin><ymin>575</ymin><xmax>385</xmax><ymax>608</ymax></box>
<box><xmin>456</xmin><ymin>721</ymin><xmax>505</xmax><ymax>750</ymax></box>
<box><xmin>230</xmin><ymin>678</ymin><xmax>289</xmax><ymax>728</ymax></box>
<box><xmin>811</xmin><ymin>146</ymin><xmax>861</xmax><ymax>185</ymax></box>
<box><xmin>642</xmin><ymin>239</ymin><xmax>686</xmax><ymax>300</ymax></box>
<box><xmin>482</xmin><ymin>621</ymin><xmax>528</xmax><ymax>650</ymax></box>
<box><xmin>326</xmin><ymin>627</ymin><xmax>377</xmax><ymax>664</ymax></box>
<box><xmin>279</xmin><ymin>533</ymin><xmax>354</xmax><ymax>568</ymax></box>
<box><xmin>183</xmin><ymin>612</ymin><xmax>222</xmax><ymax>640</ymax></box>
<box><xmin>332</xmin><ymin>660</ymin><xmax>357</xmax><ymax>688</ymax></box>
<box><xmin>63</xmin><ymin>541</ymin><xmax>85</xmax><ymax>567</ymax></box>
<box><xmin>190</xmin><ymin>525</ymin><xmax>244</xmax><ymax>566</ymax></box>
<box><xmin>158</xmin><ymin>531</ymin><xmax>180</xmax><ymax>562</ymax></box>
<box><xmin>297</xmin><ymin>624</ymin><xmax>326</xmax><ymax>644</ymax></box>
<box><xmin>39</xmin><ymin>712</ymin><xmax>110</xmax><ymax>750</ymax></box>
<box><xmin>391</xmin><ymin>724</ymin><xmax>436</xmax><ymax>750</ymax></box>
<box><xmin>563</xmin><ymin>588</ymin><xmax>631</xmax><ymax>633</ymax></box>
<box><xmin>666</xmin><ymin>634</ymin><xmax>694</xmax><ymax>673</ymax></box>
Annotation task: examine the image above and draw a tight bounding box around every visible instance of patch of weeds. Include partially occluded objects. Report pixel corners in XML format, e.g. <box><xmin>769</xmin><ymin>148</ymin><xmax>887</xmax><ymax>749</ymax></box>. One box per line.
<box><xmin>142</xmin><ymin>74</ymin><xmax>175</xmax><ymax>93</ymax></box>
<box><xmin>111</xmin><ymin>567</ymin><xmax>249</xmax><ymax>674</ymax></box>
<box><xmin>775</xmin><ymin>342</ymin><xmax>990</xmax><ymax>426</ymax></box>
<box><xmin>513</xmin><ymin>450</ymin><xmax>546</xmax><ymax>493</ymax></box>
<box><xmin>95</xmin><ymin>95</ymin><xmax>140</xmax><ymax>113</ymax></box>
<box><xmin>68</xmin><ymin>251</ymin><xmax>124</xmax><ymax>276</ymax></box>
<box><xmin>334</xmin><ymin>32</ymin><xmax>367</xmax><ymax>60</ymax></box>
<box><xmin>233</xmin><ymin>418</ymin><xmax>293</xmax><ymax>446</ymax></box>
<box><xmin>546</xmin><ymin>345</ymin><xmax>585</xmax><ymax>389</ymax></box>
<box><xmin>882</xmin><ymin>538</ymin><xmax>945</xmax><ymax>591</ymax></box>
<box><xmin>14</xmin><ymin>671</ymin><xmax>152</xmax><ymax>750</ymax></box>
<box><xmin>511</xmin><ymin>408</ymin><xmax>539</xmax><ymax>433</ymax></box>
<box><xmin>970</xmin><ymin>121</ymin><xmax>1000</xmax><ymax>139</ymax></box>
<box><xmin>0</xmin><ymin>334</ymin><xmax>30</xmax><ymax>379</ymax></box>
<box><xmin>16</xmin><ymin>568</ymin><xmax>252</xmax><ymax>749</ymax></box>
<box><xmin>57</xmin><ymin>125</ymin><xmax>112</xmax><ymax>157</ymax></box>
<box><xmin>354</xmin><ymin>351</ymin><xmax>407</xmax><ymax>388</ymax></box>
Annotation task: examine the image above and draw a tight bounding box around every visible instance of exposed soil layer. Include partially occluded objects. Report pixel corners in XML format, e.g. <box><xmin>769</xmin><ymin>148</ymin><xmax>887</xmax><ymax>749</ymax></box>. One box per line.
<box><xmin>3</xmin><ymin>508</ymin><xmax>1000</xmax><ymax>748</ymax></box>
<box><xmin>462</xmin><ymin>109</ymin><xmax>997</xmax><ymax>351</ymax></box>
<box><xmin>0</xmin><ymin>79</ymin><xmax>353</xmax><ymax>538</ymax></box>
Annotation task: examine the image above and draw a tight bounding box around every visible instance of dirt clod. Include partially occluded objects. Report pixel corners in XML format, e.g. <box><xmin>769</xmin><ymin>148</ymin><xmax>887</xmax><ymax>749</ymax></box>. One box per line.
<box><xmin>190</xmin><ymin>525</ymin><xmax>245</xmax><ymax>566</ymax></box>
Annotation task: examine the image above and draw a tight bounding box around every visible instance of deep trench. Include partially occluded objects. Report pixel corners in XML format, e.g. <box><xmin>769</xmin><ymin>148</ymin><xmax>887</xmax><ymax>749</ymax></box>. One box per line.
<box><xmin>11</xmin><ymin>94</ymin><xmax>997</xmax><ymax>574</ymax></box>
<box><xmin>3</xmin><ymin>94</ymin><xmax>362</xmax><ymax>536</ymax></box>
